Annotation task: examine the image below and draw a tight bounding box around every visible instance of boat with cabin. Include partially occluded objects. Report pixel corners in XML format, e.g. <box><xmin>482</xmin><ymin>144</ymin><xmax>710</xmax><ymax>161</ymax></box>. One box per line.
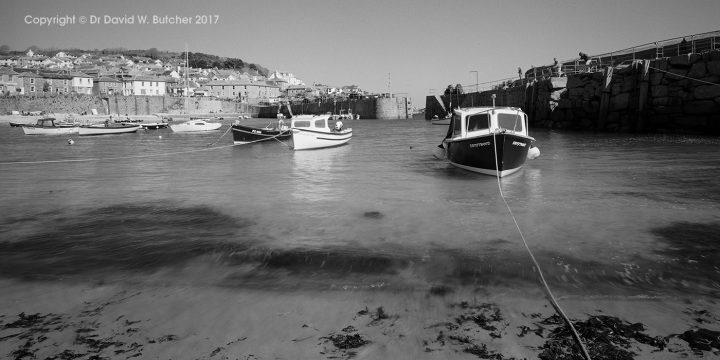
<box><xmin>21</xmin><ymin>117</ymin><xmax>79</xmax><ymax>135</ymax></box>
<box><xmin>290</xmin><ymin>114</ymin><xmax>352</xmax><ymax>150</ymax></box>
<box><xmin>436</xmin><ymin>106</ymin><xmax>538</xmax><ymax>177</ymax></box>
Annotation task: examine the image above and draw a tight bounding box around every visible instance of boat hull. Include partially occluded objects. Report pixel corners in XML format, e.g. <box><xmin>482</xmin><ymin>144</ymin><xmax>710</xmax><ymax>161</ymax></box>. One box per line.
<box><xmin>232</xmin><ymin>124</ymin><xmax>291</xmax><ymax>144</ymax></box>
<box><xmin>291</xmin><ymin>128</ymin><xmax>352</xmax><ymax>150</ymax></box>
<box><xmin>170</xmin><ymin>122</ymin><xmax>222</xmax><ymax>132</ymax></box>
<box><xmin>22</xmin><ymin>126</ymin><xmax>79</xmax><ymax>135</ymax></box>
<box><xmin>78</xmin><ymin>125</ymin><xmax>141</xmax><ymax>136</ymax></box>
<box><xmin>445</xmin><ymin>132</ymin><xmax>532</xmax><ymax>177</ymax></box>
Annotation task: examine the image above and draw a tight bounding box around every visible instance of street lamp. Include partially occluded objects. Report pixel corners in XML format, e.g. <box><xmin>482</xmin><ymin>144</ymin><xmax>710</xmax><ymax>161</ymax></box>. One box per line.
<box><xmin>470</xmin><ymin>70</ymin><xmax>478</xmax><ymax>107</ymax></box>
<box><xmin>470</xmin><ymin>70</ymin><xmax>478</xmax><ymax>93</ymax></box>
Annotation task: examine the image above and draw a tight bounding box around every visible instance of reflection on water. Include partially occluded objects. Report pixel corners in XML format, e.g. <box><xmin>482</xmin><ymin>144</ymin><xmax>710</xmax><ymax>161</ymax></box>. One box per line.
<box><xmin>291</xmin><ymin>145</ymin><xmax>351</xmax><ymax>203</ymax></box>
<box><xmin>0</xmin><ymin>123</ymin><xmax>718</xmax><ymax>300</ymax></box>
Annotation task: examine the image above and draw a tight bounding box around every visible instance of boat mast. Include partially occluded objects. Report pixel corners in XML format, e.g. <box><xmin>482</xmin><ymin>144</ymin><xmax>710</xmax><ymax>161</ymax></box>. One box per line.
<box><xmin>185</xmin><ymin>44</ymin><xmax>189</xmax><ymax>119</ymax></box>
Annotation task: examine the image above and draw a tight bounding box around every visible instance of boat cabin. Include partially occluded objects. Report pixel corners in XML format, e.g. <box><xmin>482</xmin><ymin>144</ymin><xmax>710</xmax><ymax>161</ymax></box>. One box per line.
<box><xmin>34</xmin><ymin>117</ymin><xmax>58</xmax><ymax>127</ymax></box>
<box><xmin>447</xmin><ymin>107</ymin><xmax>528</xmax><ymax>140</ymax></box>
<box><xmin>291</xmin><ymin>115</ymin><xmax>332</xmax><ymax>131</ymax></box>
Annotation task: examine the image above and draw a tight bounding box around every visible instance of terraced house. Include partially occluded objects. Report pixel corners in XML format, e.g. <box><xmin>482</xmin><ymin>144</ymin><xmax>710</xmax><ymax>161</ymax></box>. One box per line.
<box><xmin>0</xmin><ymin>67</ymin><xmax>20</xmax><ymax>95</ymax></box>
<box><xmin>93</xmin><ymin>77</ymin><xmax>122</xmax><ymax>96</ymax></box>
<box><xmin>70</xmin><ymin>71</ymin><xmax>93</xmax><ymax>94</ymax></box>
<box><xmin>16</xmin><ymin>72</ymin><xmax>43</xmax><ymax>94</ymax></box>
<box><xmin>204</xmin><ymin>80</ymin><xmax>280</xmax><ymax>102</ymax></box>
<box><xmin>42</xmin><ymin>73</ymin><xmax>72</xmax><ymax>93</ymax></box>
<box><xmin>121</xmin><ymin>76</ymin><xmax>167</xmax><ymax>96</ymax></box>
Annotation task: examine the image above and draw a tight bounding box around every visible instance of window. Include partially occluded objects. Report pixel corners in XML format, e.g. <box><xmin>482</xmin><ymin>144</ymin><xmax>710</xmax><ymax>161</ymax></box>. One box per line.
<box><xmin>452</xmin><ymin>113</ymin><xmax>462</xmax><ymax>137</ymax></box>
<box><xmin>30</xmin><ymin>86</ymin><xmax>35</xmax><ymax>92</ymax></box>
<box><xmin>142</xmin><ymin>81</ymin><xmax>145</xmax><ymax>86</ymax></box>
<box><xmin>497</xmin><ymin>113</ymin><xmax>523</xmax><ymax>132</ymax></box>
<box><xmin>294</xmin><ymin>120</ymin><xmax>310</xmax><ymax>128</ymax></box>
<box><xmin>30</xmin><ymin>78</ymin><xmax>34</xmax><ymax>84</ymax></box>
<box><xmin>467</xmin><ymin>113</ymin><xmax>490</xmax><ymax>132</ymax></box>
<box><xmin>314</xmin><ymin>119</ymin><xmax>325</xmax><ymax>128</ymax></box>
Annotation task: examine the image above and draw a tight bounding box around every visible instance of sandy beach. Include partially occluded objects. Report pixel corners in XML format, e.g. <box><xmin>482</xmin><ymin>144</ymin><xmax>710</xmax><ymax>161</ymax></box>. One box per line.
<box><xmin>1</xmin><ymin>276</ymin><xmax>718</xmax><ymax>359</ymax></box>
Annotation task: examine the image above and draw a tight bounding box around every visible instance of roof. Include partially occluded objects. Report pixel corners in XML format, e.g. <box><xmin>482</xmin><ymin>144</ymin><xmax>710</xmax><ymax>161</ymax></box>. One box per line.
<box><xmin>96</xmin><ymin>76</ymin><xmax>121</xmax><ymax>83</ymax></box>
<box><xmin>126</xmin><ymin>76</ymin><xmax>168</xmax><ymax>82</ymax></box>
<box><xmin>41</xmin><ymin>73</ymin><xmax>72</xmax><ymax>79</ymax></box>
<box><xmin>0</xmin><ymin>66</ymin><xmax>19</xmax><ymax>75</ymax></box>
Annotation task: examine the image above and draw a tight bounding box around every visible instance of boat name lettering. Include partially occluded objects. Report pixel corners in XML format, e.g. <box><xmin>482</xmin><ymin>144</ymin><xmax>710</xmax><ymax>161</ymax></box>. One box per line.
<box><xmin>469</xmin><ymin>142</ymin><xmax>491</xmax><ymax>148</ymax></box>
<box><xmin>252</xmin><ymin>130</ymin><xmax>261</xmax><ymax>134</ymax></box>
<box><xmin>512</xmin><ymin>141</ymin><xmax>526</xmax><ymax>147</ymax></box>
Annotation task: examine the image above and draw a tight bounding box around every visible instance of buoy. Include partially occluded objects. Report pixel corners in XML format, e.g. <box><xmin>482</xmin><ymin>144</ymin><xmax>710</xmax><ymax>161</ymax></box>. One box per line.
<box><xmin>158</xmin><ymin>135</ymin><xmax>162</xmax><ymax>139</ymax></box>
<box><xmin>67</xmin><ymin>139</ymin><xmax>74</xmax><ymax>145</ymax></box>
<box><xmin>527</xmin><ymin>146</ymin><xmax>540</xmax><ymax>160</ymax></box>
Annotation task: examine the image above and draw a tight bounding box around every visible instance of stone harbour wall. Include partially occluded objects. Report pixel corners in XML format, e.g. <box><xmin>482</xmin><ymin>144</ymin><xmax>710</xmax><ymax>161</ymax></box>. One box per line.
<box><xmin>427</xmin><ymin>50</ymin><xmax>720</xmax><ymax>134</ymax></box>
<box><xmin>0</xmin><ymin>94</ymin><xmax>249</xmax><ymax>116</ymax></box>
<box><xmin>0</xmin><ymin>93</ymin><xmax>107</xmax><ymax>115</ymax></box>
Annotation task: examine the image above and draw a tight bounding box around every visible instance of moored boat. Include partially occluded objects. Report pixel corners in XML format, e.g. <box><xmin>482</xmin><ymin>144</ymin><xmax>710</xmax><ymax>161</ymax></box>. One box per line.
<box><xmin>137</xmin><ymin>122</ymin><xmax>169</xmax><ymax>129</ymax></box>
<box><xmin>290</xmin><ymin>114</ymin><xmax>352</xmax><ymax>150</ymax></box>
<box><xmin>437</xmin><ymin>106</ymin><xmax>537</xmax><ymax>177</ymax></box>
<box><xmin>21</xmin><ymin>117</ymin><xmax>79</xmax><ymax>135</ymax></box>
<box><xmin>78</xmin><ymin>124</ymin><xmax>141</xmax><ymax>136</ymax></box>
<box><xmin>170</xmin><ymin>119</ymin><xmax>222</xmax><ymax>132</ymax></box>
<box><xmin>232</xmin><ymin>120</ymin><xmax>290</xmax><ymax>144</ymax></box>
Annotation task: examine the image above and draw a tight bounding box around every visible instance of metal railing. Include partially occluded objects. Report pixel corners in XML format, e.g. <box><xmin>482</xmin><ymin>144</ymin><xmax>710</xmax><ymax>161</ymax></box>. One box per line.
<box><xmin>449</xmin><ymin>30</ymin><xmax>720</xmax><ymax>93</ymax></box>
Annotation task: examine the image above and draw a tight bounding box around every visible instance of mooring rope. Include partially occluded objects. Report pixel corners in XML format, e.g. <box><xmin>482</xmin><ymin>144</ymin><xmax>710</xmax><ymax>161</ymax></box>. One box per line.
<box><xmin>207</xmin><ymin>124</ymin><xmax>233</xmax><ymax>146</ymax></box>
<box><xmin>648</xmin><ymin>66</ymin><xmax>720</xmax><ymax>87</ymax></box>
<box><xmin>492</xmin><ymin>132</ymin><xmax>592</xmax><ymax>360</ymax></box>
<box><xmin>0</xmin><ymin>126</ymin><xmax>291</xmax><ymax>166</ymax></box>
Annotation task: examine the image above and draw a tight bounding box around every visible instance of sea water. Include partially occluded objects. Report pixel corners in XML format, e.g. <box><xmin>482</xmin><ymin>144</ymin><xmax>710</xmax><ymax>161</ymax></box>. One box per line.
<box><xmin>0</xmin><ymin>118</ymin><xmax>718</xmax><ymax>321</ymax></box>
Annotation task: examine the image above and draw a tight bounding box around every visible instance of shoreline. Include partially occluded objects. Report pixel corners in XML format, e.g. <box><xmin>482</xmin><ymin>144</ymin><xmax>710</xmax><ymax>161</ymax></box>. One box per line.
<box><xmin>0</xmin><ymin>112</ymin><xmax>249</xmax><ymax>126</ymax></box>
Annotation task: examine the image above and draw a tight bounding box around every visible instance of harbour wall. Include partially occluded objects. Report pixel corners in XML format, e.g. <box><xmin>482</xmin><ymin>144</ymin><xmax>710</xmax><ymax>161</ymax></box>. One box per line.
<box><xmin>0</xmin><ymin>94</ymin><xmax>412</xmax><ymax>120</ymax></box>
<box><xmin>0</xmin><ymin>94</ymin><xmax>252</xmax><ymax>116</ymax></box>
<box><xmin>263</xmin><ymin>97</ymin><xmax>412</xmax><ymax>120</ymax></box>
<box><xmin>426</xmin><ymin>50</ymin><xmax>720</xmax><ymax>134</ymax></box>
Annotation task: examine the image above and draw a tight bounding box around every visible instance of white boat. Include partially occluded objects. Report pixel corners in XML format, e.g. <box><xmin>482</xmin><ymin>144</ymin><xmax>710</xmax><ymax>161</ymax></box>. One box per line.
<box><xmin>290</xmin><ymin>114</ymin><xmax>352</xmax><ymax>150</ymax></box>
<box><xmin>78</xmin><ymin>124</ymin><xmax>141</xmax><ymax>136</ymax></box>
<box><xmin>21</xmin><ymin>117</ymin><xmax>79</xmax><ymax>135</ymax></box>
<box><xmin>170</xmin><ymin>119</ymin><xmax>222</xmax><ymax>132</ymax></box>
<box><xmin>437</xmin><ymin>106</ymin><xmax>537</xmax><ymax>177</ymax></box>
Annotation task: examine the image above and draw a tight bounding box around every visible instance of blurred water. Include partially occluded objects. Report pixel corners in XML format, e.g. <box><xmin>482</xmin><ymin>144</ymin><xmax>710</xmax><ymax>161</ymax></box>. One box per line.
<box><xmin>0</xmin><ymin>119</ymin><xmax>718</xmax><ymax>299</ymax></box>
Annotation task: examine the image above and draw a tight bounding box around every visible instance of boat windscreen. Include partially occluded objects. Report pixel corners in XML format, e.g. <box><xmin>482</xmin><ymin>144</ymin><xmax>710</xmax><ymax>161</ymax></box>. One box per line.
<box><xmin>452</xmin><ymin>113</ymin><xmax>462</xmax><ymax>137</ymax></box>
<box><xmin>293</xmin><ymin>120</ymin><xmax>311</xmax><ymax>128</ymax></box>
<box><xmin>467</xmin><ymin>113</ymin><xmax>490</xmax><ymax>132</ymax></box>
<box><xmin>497</xmin><ymin>113</ymin><xmax>523</xmax><ymax>132</ymax></box>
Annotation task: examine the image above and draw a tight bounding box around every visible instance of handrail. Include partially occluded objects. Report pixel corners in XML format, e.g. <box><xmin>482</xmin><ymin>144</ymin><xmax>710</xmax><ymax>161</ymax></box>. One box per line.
<box><xmin>447</xmin><ymin>30</ymin><xmax>720</xmax><ymax>93</ymax></box>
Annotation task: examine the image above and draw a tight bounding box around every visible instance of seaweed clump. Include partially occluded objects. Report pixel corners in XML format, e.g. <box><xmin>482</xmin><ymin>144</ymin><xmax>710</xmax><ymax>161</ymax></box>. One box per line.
<box><xmin>538</xmin><ymin>315</ymin><xmax>667</xmax><ymax>360</ymax></box>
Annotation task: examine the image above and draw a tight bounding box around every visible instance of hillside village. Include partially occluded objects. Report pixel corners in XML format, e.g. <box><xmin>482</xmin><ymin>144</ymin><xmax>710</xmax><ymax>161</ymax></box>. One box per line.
<box><xmin>0</xmin><ymin>49</ymin><xmax>370</xmax><ymax>106</ymax></box>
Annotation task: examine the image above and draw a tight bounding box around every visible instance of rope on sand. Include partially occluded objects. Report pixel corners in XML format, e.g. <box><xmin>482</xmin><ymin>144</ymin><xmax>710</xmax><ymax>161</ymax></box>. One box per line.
<box><xmin>492</xmin><ymin>132</ymin><xmax>592</xmax><ymax>360</ymax></box>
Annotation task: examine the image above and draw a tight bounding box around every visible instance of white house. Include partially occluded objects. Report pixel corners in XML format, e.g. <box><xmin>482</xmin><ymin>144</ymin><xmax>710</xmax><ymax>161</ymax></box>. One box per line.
<box><xmin>70</xmin><ymin>71</ymin><xmax>93</xmax><ymax>95</ymax></box>
<box><xmin>122</xmin><ymin>76</ymin><xmax>167</xmax><ymax>96</ymax></box>
<box><xmin>268</xmin><ymin>70</ymin><xmax>304</xmax><ymax>86</ymax></box>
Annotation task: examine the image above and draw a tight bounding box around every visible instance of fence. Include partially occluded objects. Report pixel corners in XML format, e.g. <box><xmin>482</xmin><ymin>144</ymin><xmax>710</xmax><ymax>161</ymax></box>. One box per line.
<box><xmin>451</xmin><ymin>30</ymin><xmax>720</xmax><ymax>92</ymax></box>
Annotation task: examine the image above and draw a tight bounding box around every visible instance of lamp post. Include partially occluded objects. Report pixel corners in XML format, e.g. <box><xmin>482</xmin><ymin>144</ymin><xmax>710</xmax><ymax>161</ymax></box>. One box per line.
<box><xmin>470</xmin><ymin>70</ymin><xmax>478</xmax><ymax>107</ymax></box>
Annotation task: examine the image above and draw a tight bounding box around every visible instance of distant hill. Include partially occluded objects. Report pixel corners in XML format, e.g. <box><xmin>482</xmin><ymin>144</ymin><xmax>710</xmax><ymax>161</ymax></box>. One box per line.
<box><xmin>0</xmin><ymin>46</ymin><xmax>269</xmax><ymax>76</ymax></box>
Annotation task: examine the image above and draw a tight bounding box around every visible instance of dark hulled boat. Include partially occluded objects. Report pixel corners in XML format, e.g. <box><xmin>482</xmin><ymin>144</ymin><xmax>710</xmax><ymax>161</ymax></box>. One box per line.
<box><xmin>437</xmin><ymin>107</ymin><xmax>536</xmax><ymax>177</ymax></box>
<box><xmin>231</xmin><ymin>120</ymin><xmax>291</xmax><ymax>144</ymax></box>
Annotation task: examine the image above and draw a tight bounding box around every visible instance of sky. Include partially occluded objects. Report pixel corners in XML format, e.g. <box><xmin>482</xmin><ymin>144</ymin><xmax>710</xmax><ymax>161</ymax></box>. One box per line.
<box><xmin>1</xmin><ymin>0</ymin><xmax>719</xmax><ymax>105</ymax></box>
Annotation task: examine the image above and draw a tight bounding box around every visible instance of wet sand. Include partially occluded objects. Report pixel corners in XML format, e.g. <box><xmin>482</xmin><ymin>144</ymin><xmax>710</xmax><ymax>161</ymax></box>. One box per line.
<box><xmin>1</xmin><ymin>279</ymin><xmax>718</xmax><ymax>359</ymax></box>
